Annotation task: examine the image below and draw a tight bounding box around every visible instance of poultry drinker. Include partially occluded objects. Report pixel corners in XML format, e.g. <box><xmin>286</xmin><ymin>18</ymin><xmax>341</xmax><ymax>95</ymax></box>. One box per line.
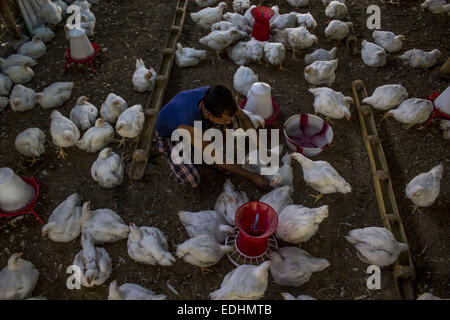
<box><xmin>0</xmin><ymin>168</ymin><xmax>43</xmax><ymax>224</ymax></box>
<box><xmin>225</xmin><ymin>201</ymin><xmax>278</xmax><ymax>266</ymax></box>
<box><xmin>284</xmin><ymin>114</ymin><xmax>333</xmax><ymax>157</ymax></box>
<box><xmin>251</xmin><ymin>6</ymin><xmax>274</xmax><ymax>42</ymax></box>
<box><xmin>427</xmin><ymin>85</ymin><xmax>450</xmax><ymax>124</ymax></box>
<box><xmin>65</xmin><ymin>28</ymin><xmax>100</xmax><ymax>74</ymax></box>
<box><xmin>240</xmin><ymin>82</ymin><xmax>279</xmax><ymax>127</ymax></box>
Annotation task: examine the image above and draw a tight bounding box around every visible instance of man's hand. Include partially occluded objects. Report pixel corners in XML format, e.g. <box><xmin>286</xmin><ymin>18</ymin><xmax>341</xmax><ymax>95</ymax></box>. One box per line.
<box><xmin>249</xmin><ymin>173</ymin><xmax>273</xmax><ymax>191</ymax></box>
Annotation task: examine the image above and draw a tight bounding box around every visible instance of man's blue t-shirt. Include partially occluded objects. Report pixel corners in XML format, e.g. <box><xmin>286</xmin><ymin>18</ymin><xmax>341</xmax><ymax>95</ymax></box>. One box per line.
<box><xmin>156</xmin><ymin>86</ymin><xmax>210</xmax><ymax>138</ymax></box>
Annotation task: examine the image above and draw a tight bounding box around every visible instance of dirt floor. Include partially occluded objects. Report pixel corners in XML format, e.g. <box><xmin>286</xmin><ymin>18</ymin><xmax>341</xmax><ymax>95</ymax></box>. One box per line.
<box><xmin>0</xmin><ymin>0</ymin><xmax>448</xmax><ymax>300</ymax></box>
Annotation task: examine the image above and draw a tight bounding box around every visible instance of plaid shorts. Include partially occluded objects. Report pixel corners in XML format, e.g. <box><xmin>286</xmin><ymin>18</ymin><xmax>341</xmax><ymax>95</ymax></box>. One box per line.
<box><xmin>155</xmin><ymin>116</ymin><xmax>243</xmax><ymax>188</ymax></box>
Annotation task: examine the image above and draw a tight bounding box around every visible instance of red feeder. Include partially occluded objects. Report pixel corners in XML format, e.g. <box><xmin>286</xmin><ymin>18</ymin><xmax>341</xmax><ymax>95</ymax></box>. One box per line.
<box><xmin>0</xmin><ymin>177</ymin><xmax>44</xmax><ymax>224</ymax></box>
<box><xmin>251</xmin><ymin>6</ymin><xmax>274</xmax><ymax>42</ymax></box>
<box><xmin>239</xmin><ymin>97</ymin><xmax>279</xmax><ymax>128</ymax></box>
<box><xmin>64</xmin><ymin>43</ymin><xmax>101</xmax><ymax>74</ymax></box>
<box><xmin>235</xmin><ymin>201</ymin><xmax>278</xmax><ymax>257</ymax></box>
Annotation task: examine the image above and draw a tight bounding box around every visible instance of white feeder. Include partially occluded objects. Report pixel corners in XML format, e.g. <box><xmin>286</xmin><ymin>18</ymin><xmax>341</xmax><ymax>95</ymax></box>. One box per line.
<box><xmin>244</xmin><ymin>82</ymin><xmax>273</xmax><ymax>119</ymax></box>
<box><xmin>0</xmin><ymin>167</ymin><xmax>34</xmax><ymax>212</ymax></box>
<box><xmin>435</xmin><ymin>86</ymin><xmax>450</xmax><ymax>115</ymax></box>
<box><xmin>67</xmin><ymin>27</ymin><xmax>94</xmax><ymax>60</ymax></box>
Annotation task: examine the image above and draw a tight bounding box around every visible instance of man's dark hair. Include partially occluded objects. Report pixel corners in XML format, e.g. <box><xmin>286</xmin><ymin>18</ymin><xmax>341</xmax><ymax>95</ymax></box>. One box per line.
<box><xmin>202</xmin><ymin>85</ymin><xmax>238</xmax><ymax>117</ymax></box>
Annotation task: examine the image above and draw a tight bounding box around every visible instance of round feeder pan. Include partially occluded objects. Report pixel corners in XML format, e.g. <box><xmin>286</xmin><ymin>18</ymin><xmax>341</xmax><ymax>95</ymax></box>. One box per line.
<box><xmin>284</xmin><ymin>113</ymin><xmax>333</xmax><ymax>157</ymax></box>
<box><xmin>64</xmin><ymin>43</ymin><xmax>101</xmax><ymax>74</ymax></box>
<box><xmin>239</xmin><ymin>97</ymin><xmax>279</xmax><ymax>127</ymax></box>
<box><xmin>0</xmin><ymin>177</ymin><xmax>44</xmax><ymax>224</ymax></box>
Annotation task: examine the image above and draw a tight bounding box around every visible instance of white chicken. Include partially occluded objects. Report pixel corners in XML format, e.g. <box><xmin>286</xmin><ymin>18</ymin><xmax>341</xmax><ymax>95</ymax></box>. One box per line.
<box><xmin>214</xmin><ymin>179</ymin><xmax>249</xmax><ymax>226</ymax></box>
<box><xmin>100</xmin><ymin>93</ymin><xmax>128</xmax><ymax>124</ymax></box>
<box><xmin>325</xmin><ymin>1</ymin><xmax>348</xmax><ymax>20</ymax></box>
<box><xmin>9</xmin><ymin>84</ymin><xmax>36</xmax><ymax>112</ymax></box>
<box><xmin>115</xmin><ymin>104</ymin><xmax>145</xmax><ymax>147</ymax></box>
<box><xmin>345</xmin><ymin>227</ymin><xmax>408</xmax><ymax>266</ymax></box>
<box><xmin>41</xmin><ymin>193</ymin><xmax>82</xmax><ymax>243</ymax></box>
<box><xmin>259</xmin><ymin>185</ymin><xmax>294</xmax><ymax>214</ymax></box>
<box><xmin>233</xmin><ymin>66</ymin><xmax>258</xmax><ymax>100</ymax></box>
<box><xmin>195</xmin><ymin>0</ymin><xmax>218</xmax><ymax>7</ymax></box>
<box><xmin>223</xmin><ymin>12</ymin><xmax>252</xmax><ymax>34</ymax></box>
<box><xmin>264</xmin><ymin>42</ymin><xmax>286</xmax><ymax>69</ymax></box>
<box><xmin>399</xmin><ymin>49</ymin><xmax>441</xmax><ymax>68</ymax></box>
<box><xmin>361</xmin><ymin>40</ymin><xmax>387</xmax><ymax>67</ymax></box>
<box><xmin>372</xmin><ymin>30</ymin><xmax>405</xmax><ymax>53</ymax></box>
<box><xmin>233</xmin><ymin>0</ymin><xmax>250</xmax><ymax>14</ymax></box>
<box><xmin>305</xmin><ymin>47</ymin><xmax>337</xmax><ymax>66</ymax></box>
<box><xmin>323</xmin><ymin>0</ymin><xmax>345</xmax><ymax>4</ymax></box>
<box><xmin>271</xmin><ymin>13</ymin><xmax>298</xmax><ymax>31</ymax></box>
<box><xmin>79</xmin><ymin>0</ymin><xmax>96</xmax><ymax>22</ymax></box>
<box><xmin>127</xmin><ymin>223</ymin><xmax>176</xmax><ymax>266</ymax></box>
<box><xmin>244</xmin><ymin>5</ymin><xmax>256</xmax><ymax>26</ymax></box>
<box><xmin>53</xmin><ymin>0</ymin><xmax>68</xmax><ymax>14</ymax></box>
<box><xmin>309</xmin><ymin>87</ymin><xmax>353</xmax><ymax>120</ymax></box>
<box><xmin>270</xmin><ymin>153</ymin><xmax>294</xmax><ymax>188</ymax></box>
<box><xmin>3</xmin><ymin>64</ymin><xmax>35</xmax><ymax>84</ymax></box>
<box><xmin>76</xmin><ymin>118</ymin><xmax>114</xmax><ymax>153</ymax></box>
<box><xmin>325</xmin><ymin>20</ymin><xmax>353</xmax><ymax>42</ymax></box>
<box><xmin>421</xmin><ymin>0</ymin><xmax>449</xmax><ymax>13</ymax></box>
<box><xmin>40</xmin><ymin>0</ymin><xmax>63</xmax><ymax>25</ymax></box>
<box><xmin>73</xmin><ymin>234</ymin><xmax>112</xmax><ymax>287</ymax></box>
<box><xmin>200</xmin><ymin>28</ymin><xmax>240</xmax><ymax>59</ymax></box>
<box><xmin>176</xmin><ymin>235</ymin><xmax>233</xmax><ymax>274</ymax></box>
<box><xmin>0</xmin><ymin>253</ymin><xmax>39</xmax><ymax>300</ymax></box>
<box><xmin>362</xmin><ymin>84</ymin><xmax>408</xmax><ymax>115</ymax></box>
<box><xmin>0</xmin><ymin>72</ymin><xmax>13</xmax><ymax>96</ymax></box>
<box><xmin>132</xmin><ymin>59</ymin><xmax>156</xmax><ymax>93</ymax></box>
<box><xmin>440</xmin><ymin>120</ymin><xmax>450</xmax><ymax>140</ymax></box>
<box><xmin>178</xmin><ymin>210</ymin><xmax>234</xmax><ymax>244</ymax></box>
<box><xmin>417</xmin><ymin>292</ymin><xmax>442</xmax><ymax>300</ymax></box>
<box><xmin>227</xmin><ymin>42</ymin><xmax>252</xmax><ymax>65</ymax></box>
<box><xmin>50</xmin><ymin>110</ymin><xmax>80</xmax><ymax>159</ymax></box>
<box><xmin>270</xmin><ymin>247</ymin><xmax>330</xmax><ymax>286</ymax></box>
<box><xmin>69</xmin><ymin>96</ymin><xmax>98</xmax><ymax>131</ymax></box>
<box><xmin>80</xmin><ymin>201</ymin><xmax>129</xmax><ymax>244</ymax></box>
<box><xmin>14</xmin><ymin>128</ymin><xmax>46</xmax><ymax>165</ymax></box>
<box><xmin>405</xmin><ymin>164</ymin><xmax>443</xmax><ymax>214</ymax></box>
<box><xmin>284</xmin><ymin>26</ymin><xmax>318</xmax><ymax>59</ymax></box>
<box><xmin>0</xmin><ymin>54</ymin><xmax>37</xmax><ymax>71</ymax></box>
<box><xmin>281</xmin><ymin>292</ymin><xmax>317</xmax><ymax>300</ymax></box>
<box><xmin>287</xmin><ymin>0</ymin><xmax>310</xmax><ymax>8</ymax></box>
<box><xmin>175</xmin><ymin>43</ymin><xmax>207</xmax><ymax>68</ymax></box>
<box><xmin>36</xmin><ymin>82</ymin><xmax>74</xmax><ymax>109</ymax></box>
<box><xmin>0</xmin><ymin>96</ymin><xmax>8</xmax><ymax>110</ymax></box>
<box><xmin>108</xmin><ymin>280</ymin><xmax>166</xmax><ymax>300</ymax></box>
<box><xmin>387</xmin><ymin>98</ymin><xmax>433</xmax><ymax>128</ymax></box>
<box><xmin>271</xmin><ymin>29</ymin><xmax>289</xmax><ymax>48</ymax></box>
<box><xmin>32</xmin><ymin>26</ymin><xmax>55</xmax><ymax>43</ymax></box>
<box><xmin>290</xmin><ymin>152</ymin><xmax>352</xmax><ymax>202</ymax></box>
<box><xmin>276</xmin><ymin>204</ymin><xmax>329</xmax><ymax>244</ymax></box>
<box><xmin>91</xmin><ymin>147</ymin><xmax>125</xmax><ymax>188</ymax></box>
<box><xmin>245</xmin><ymin>38</ymin><xmax>265</xmax><ymax>63</ymax></box>
<box><xmin>210</xmin><ymin>262</ymin><xmax>271</xmax><ymax>300</ymax></box>
<box><xmin>293</xmin><ymin>12</ymin><xmax>317</xmax><ymax>30</ymax></box>
<box><xmin>191</xmin><ymin>2</ymin><xmax>228</xmax><ymax>29</ymax></box>
<box><xmin>304</xmin><ymin>59</ymin><xmax>338</xmax><ymax>87</ymax></box>
<box><xmin>17</xmin><ymin>36</ymin><xmax>46</xmax><ymax>60</ymax></box>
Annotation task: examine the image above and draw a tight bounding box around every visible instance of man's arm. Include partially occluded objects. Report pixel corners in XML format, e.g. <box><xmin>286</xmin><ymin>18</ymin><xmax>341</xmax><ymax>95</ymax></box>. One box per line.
<box><xmin>178</xmin><ymin>125</ymin><xmax>271</xmax><ymax>190</ymax></box>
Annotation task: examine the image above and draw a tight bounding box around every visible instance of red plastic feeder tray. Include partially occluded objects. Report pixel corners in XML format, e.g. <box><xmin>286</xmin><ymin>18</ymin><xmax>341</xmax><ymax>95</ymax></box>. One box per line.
<box><xmin>235</xmin><ymin>201</ymin><xmax>278</xmax><ymax>257</ymax></box>
<box><xmin>64</xmin><ymin>43</ymin><xmax>101</xmax><ymax>74</ymax></box>
<box><xmin>239</xmin><ymin>97</ymin><xmax>279</xmax><ymax>128</ymax></box>
<box><xmin>0</xmin><ymin>177</ymin><xmax>44</xmax><ymax>224</ymax></box>
<box><xmin>251</xmin><ymin>6</ymin><xmax>274</xmax><ymax>42</ymax></box>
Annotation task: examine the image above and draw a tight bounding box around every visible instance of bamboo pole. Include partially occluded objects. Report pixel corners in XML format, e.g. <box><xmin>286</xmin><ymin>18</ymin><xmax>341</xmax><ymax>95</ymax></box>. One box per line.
<box><xmin>0</xmin><ymin>0</ymin><xmax>21</xmax><ymax>39</ymax></box>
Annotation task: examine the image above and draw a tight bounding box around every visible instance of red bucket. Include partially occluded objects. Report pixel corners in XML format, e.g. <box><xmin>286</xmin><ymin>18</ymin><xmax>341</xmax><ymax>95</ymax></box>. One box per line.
<box><xmin>235</xmin><ymin>201</ymin><xmax>278</xmax><ymax>257</ymax></box>
<box><xmin>251</xmin><ymin>6</ymin><xmax>274</xmax><ymax>42</ymax></box>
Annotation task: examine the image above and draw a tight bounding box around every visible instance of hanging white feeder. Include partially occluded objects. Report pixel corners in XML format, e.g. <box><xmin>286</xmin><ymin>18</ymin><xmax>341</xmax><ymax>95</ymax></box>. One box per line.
<box><xmin>67</xmin><ymin>27</ymin><xmax>94</xmax><ymax>60</ymax></box>
<box><xmin>0</xmin><ymin>167</ymin><xmax>35</xmax><ymax>212</ymax></box>
<box><xmin>244</xmin><ymin>82</ymin><xmax>274</xmax><ymax>120</ymax></box>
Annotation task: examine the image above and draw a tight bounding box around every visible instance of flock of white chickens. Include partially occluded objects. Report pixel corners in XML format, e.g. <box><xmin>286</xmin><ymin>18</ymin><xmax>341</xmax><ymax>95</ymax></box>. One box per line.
<box><xmin>0</xmin><ymin>0</ymin><xmax>448</xmax><ymax>301</ymax></box>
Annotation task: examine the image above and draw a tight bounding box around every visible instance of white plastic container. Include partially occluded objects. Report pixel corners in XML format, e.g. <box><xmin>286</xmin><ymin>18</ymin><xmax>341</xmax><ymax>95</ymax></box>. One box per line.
<box><xmin>244</xmin><ymin>82</ymin><xmax>273</xmax><ymax>119</ymax></box>
<box><xmin>435</xmin><ymin>85</ymin><xmax>450</xmax><ymax>115</ymax></box>
<box><xmin>67</xmin><ymin>28</ymin><xmax>94</xmax><ymax>60</ymax></box>
<box><xmin>284</xmin><ymin>114</ymin><xmax>333</xmax><ymax>157</ymax></box>
<box><xmin>0</xmin><ymin>167</ymin><xmax>34</xmax><ymax>212</ymax></box>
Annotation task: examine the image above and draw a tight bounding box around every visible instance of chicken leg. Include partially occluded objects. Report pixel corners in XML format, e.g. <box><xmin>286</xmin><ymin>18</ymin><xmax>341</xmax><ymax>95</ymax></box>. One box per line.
<box><xmin>58</xmin><ymin>147</ymin><xmax>67</xmax><ymax>160</ymax></box>
<box><xmin>27</xmin><ymin>156</ymin><xmax>41</xmax><ymax>166</ymax></box>
<box><xmin>309</xmin><ymin>193</ymin><xmax>324</xmax><ymax>203</ymax></box>
<box><xmin>380</xmin><ymin>112</ymin><xmax>390</xmax><ymax>121</ymax></box>
<box><xmin>200</xmin><ymin>267</ymin><xmax>213</xmax><ymax>277</ymax></box>
<box><xmin>116</xmin><ymin>137</ymin><xmax>127</xmax><ymax>148</ymax></box>
<box><xmin>216</xmin><ymin>51</ymin><xmax>222</xmax><ymax>60</ymax></box>
<box><xmin>279</xmin><ymin>63</ymin><xmax>284</xmax><ymax>70</ymax></box>
<box><xmin>410</xmin><ymin>205</ymin><xmax>423</xmax><ymax>215</ymax></box>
